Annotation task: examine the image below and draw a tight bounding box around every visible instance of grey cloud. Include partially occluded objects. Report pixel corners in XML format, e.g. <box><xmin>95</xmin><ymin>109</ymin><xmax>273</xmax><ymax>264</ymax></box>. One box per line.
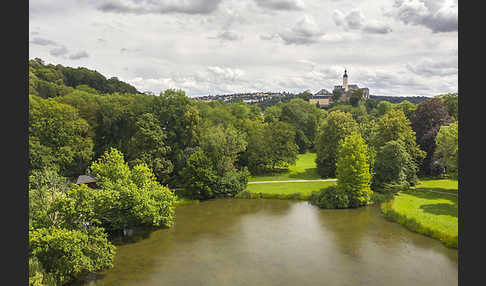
<box><xmin>49</xmin><ymin>46</ymin><xmax>69</xmax><ymax>57</ymax></box>
<box><xmin>345</xmin><ymin>10</ymin><xmax>365</xmax><ymax>29</ymax></box>
<box><xmin>30</xmin><ymin>37</ymin><xmax>58</xmax><ymax>46</ymax></box>
<box><xmin>254</xmin><ymin>0</ymin><xmax>305</xmax><ymax>11</ymax></box>
<box><xmin>69</xmin><ymin>51</ymin><xmax>90</xmax><ymax>60</ymax></box>
<box><xmin>334</xmin><ymin>9</ymin><xmax>392</xmax><ymax>34</ymax></box>
<box><xmin>209</xmin><ymin>31</ymin><xmax>241</xmax><ymax>42</ymax></box>
<box><xmin>97</xmin><ymin>0</ymin><xmax>222</xmax><ymax>15</ymax></box>
<box><xmin>277</xmin><ymin>16</ymin><xmax>324</xmax><ymax>45</ymax></box>
<box><xmin>406</xmin><ymin>59</ymin><xmax>458</xmax><ymax>76</ymax></box>
<box><xmin>333</xmin><ymin>10</ymin><xmax>364</xmax><ymax>30</ymax></box>
<box><xmin>391</xmin><ymin>0</ymin><xmax>457</xmax><ymax>33</ymax></box>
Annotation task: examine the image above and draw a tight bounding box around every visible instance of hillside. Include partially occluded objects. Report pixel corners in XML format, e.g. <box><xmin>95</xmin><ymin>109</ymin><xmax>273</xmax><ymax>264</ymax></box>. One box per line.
<box><xmin>29</xmin><ymin>58</ymin><xmax>140</xmax><ymax>98</ymax></box>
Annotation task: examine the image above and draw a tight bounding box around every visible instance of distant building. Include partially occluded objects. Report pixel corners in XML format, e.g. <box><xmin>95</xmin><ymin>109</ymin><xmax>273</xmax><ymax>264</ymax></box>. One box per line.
<box><xmin>332</xmin><ymin>69</ymin><xmax>369</xmax><ymax>100</ymax></box>
<box><xmin>309</xmin><ymin>89</ymin><xmax>332</xmax><ymax>107</ymax></box>
<box><xmin>310</xmin><ymin>70</ymin><xmax>370</xmax><ymax>108</ymax></box>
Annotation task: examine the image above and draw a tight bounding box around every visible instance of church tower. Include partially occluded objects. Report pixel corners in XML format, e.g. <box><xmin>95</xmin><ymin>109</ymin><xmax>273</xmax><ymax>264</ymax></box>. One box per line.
<box><xmin>343</xmin><ymin>69</ymin><xmax>348</xmax><ymax>92</ymax></box>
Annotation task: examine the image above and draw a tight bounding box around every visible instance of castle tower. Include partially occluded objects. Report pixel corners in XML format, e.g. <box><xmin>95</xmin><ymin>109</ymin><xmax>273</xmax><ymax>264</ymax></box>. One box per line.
<box><xmin>343</xmin><ymin>69</ymin><xmax>348</xmax><ymax>92</ymax></box>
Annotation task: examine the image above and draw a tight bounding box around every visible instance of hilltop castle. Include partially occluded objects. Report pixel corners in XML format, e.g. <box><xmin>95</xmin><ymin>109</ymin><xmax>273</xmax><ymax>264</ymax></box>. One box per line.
<box><xmin>310</xmin><ymin>70</ymin><xmax>369</xmax><ymax>108</ymax></box>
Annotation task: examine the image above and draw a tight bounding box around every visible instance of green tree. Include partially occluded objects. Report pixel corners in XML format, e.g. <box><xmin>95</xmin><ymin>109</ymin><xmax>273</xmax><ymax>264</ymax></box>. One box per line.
<box><xmin>435</xmin><ymin>121</ymin><xmax>458</xmax><ymax>179</ymax></box>
<box><xmin>370</xmin><ymin>109</ymin><xmax>425</xmax><ymax>165</ymax></box>
<box><xmin>127</xmin><ymin>113</ymin><xmax>173</xmax><ymax>183</ymax></box>
<box><xmin>336</xmin><ymin>132</ymin><xmax>373</xmax><ymax>207</ymax></box>
<box><xmin>349</xmin><ymin>89</ymin><xmax>363</xmax><ymax>107</ymax></box>
<box><xmin>88</xmin><ymin>148</ymin><xmax>177</xmax><ymax>231</ymax></box>
<box><xmin>376</xmin><ymin>101</ymin><xmax>394</xmax><ymax>117</ymax></box>
<box><xmin>437</xmin><ymin>93</ymin><xmax>458</xmax><ymax>120</ymax></box>
<box><xmin>410</xmin><ymin>98</ymin><xmax>453</xmax><ymax>175</ymax></box>
<box><xmin>279</xmin><ymin>98</ymin><xmax>322</xmax><ymax>153</ymax></box>
<box><xmin>315</xmin><ymin>110</ymin><xmax>359</xmax><ymax>178</ymax></box>
<box><xmin>29</xmin><ymin>226</ymin><xmax>115</xmax><ymax>285</ymax></box>
<box><xmin>151</xmin><ymin>89</ymin><xmax>201</xmax><ymax>184</ymax></box>
<box><xmin>29</xmin><ymin>168</ymin><xmax>72</xmax><ymax>229</ymax></box>
<box><xmin>263</xmin><ymin>104</ymin><xmax>282</xmax><ymax>123</ymax></box>
<box><xmin>393</xmin><ymin>100</ymin><xmax>416</xmax><ymax>119</ymax></box>
<box><xmin>29</xmin><ymin>95</ymin><xmax>94</xmax><ymax>177</ymax></box>
<box><xmin>332</xmin><ymin>90</ymin><xmax>342</xmax><ymax>102</ymax></box>
<box><xmin>372</xmin><ymin>140</ymin><xmax>418</xmax><ymax>192</ymax></box>
<box><xmin>181</xmin><ymin>150</ymin><xmax>218</xmax><ymax>200</ymax></box>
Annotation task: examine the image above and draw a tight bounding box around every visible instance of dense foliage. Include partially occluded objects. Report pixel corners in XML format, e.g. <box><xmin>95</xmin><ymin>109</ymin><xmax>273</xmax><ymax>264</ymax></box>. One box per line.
<box><xmin>434</xmin><ymin>121</ymin><xmax>458</xmax><ymax>179</ymax></box>
<box><xmin>372</xmin><ymin>140</ymin><xmax>418</xmax><ymax>193</ymax></box>
<box><xmin>335</xmin><ymin>132</ymin><xmax>373</xmax><ymax>208</ymax></box>
<box><xmin>410</xmin><ymin>98</ymin><xmax>453</xmax><ymax>175</ymax></box>
<box><xmin>315</xmin><ymin>110</ymin><xmax>359</xmax><ymax>178</ymax></box>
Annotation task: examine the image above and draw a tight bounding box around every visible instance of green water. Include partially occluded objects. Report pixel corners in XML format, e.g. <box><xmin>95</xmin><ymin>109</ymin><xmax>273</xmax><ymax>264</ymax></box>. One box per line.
<box><xmin>82</xmin><ymin>199</ymin><xmax>458</xmax><ymax>286</ymax></box>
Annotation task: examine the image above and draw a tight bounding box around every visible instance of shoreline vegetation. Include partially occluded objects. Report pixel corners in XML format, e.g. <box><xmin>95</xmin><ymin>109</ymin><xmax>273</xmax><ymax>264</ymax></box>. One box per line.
<box><xmin>235</xmin><ymin>153</ymin><xmax>458</xmax><ymax>248</ymax></box>
<box><xmin>381</xmin><ymin>179</ymin><xmax>458</xmax><ymax>248</ymax></box>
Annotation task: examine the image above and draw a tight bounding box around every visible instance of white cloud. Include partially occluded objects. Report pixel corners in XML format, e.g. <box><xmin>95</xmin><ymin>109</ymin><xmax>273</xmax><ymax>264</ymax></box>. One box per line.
<box><xmin>277</xmin><ymin>15</ymin><xmax>324</xmax><ymax>45</ymax></box>
<box><xmin>29</xmin><ymin>0</ymin><xmax>457</xmax><ymax>97</ymax></box>
<box><xmin>390</xmin><ymin>0</ymin><xmax>457</xmax><ymax>33</ymax></box>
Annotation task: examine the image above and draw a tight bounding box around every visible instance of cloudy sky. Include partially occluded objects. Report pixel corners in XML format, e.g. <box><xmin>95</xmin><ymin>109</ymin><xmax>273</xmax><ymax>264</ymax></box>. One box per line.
<box><xmin>29</xmin><ymin>0</ymin><xmax>458</xmax><ymax>97</ymax></box>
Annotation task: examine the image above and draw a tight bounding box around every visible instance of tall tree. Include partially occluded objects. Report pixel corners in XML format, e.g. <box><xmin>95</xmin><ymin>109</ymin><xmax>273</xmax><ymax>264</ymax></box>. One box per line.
<box><xmin>370</xmin><ymin>109</ymin><xmax>425</xmax><ymax>166</ymax></box>
<box><xmin>372</xmin><ymin>140</ymin><xmax>418</xmax><ymax>192</ymax></box>
<box><xmin>435</xmin><ymin>121</ymin><xmax>458</xmax><ymax>179</ymax></box>
<box><xmin>437</xmin><ymin>93</ymin><xmax>458</xmax><ymax>120</ymax></box>
<box><xmin>315</xmin><ymin>110</ymin><xmax>359</xmax><ymax>178</ymax></box>
<box><xmin>336</xmin><ymin>132</ymin><xmax>373</xmax><ymax>208</ymax></box>
<box><xmin>127</xmin><ymin>113</ymin><xmax>173</xmax><ymax>183</ymax></box>
<box><xmin>410</xmin><ymin>98</ymin><xmax>453</xmax><ymax>175</ymax></box>
<box><xmin>29</xmin><ymin>95</ymin><xmax>94</xmax><ymax>177</ymax></box>
<box><xmin>279</xmin><ymin>98</ymin><xmax>322</xmax><ymax>153</ymax></box>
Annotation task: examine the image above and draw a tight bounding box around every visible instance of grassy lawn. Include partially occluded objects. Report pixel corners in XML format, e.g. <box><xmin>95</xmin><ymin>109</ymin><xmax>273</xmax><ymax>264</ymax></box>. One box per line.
<box><xmin>413</xmin><ymin>178</ymin><xmax>458</xmax><ymax>194</ymax></box>
<box><xmin>245</xmin><ymin>181</ymin><xmax>337</xmax><ymax>198</ymax></box>
<box><xmin>381</xmin><ymin>179</ymin><xmax>458</xmax><ymax>248</ymax></box>
<box><xmin>241</xmin><ymin>153</ymin><xmax>337</xmax><ymax>200</ymax></box>
<box><xmin>248</xmin><ymin>153</ymin><xmax>321</xmax><ymax>182</ymax></box>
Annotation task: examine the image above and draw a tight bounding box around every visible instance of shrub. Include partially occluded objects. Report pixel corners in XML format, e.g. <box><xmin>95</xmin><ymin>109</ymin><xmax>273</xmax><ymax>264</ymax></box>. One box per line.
<box><xmin>29</xmin><ymin>256</ymin><xmax>57</xmax><ymax>286</ymax></box>
<box><xmin>310</xmin><ymin>186</ymin><xmax>350</xmax><ymax>209</ymax></box>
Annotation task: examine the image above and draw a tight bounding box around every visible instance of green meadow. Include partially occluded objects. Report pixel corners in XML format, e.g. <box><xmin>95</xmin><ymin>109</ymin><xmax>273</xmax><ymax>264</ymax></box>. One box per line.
<box><xmin>382</xmin><ymin>179</ymin><xmax>458</xmax><ymax>248</ymax></box>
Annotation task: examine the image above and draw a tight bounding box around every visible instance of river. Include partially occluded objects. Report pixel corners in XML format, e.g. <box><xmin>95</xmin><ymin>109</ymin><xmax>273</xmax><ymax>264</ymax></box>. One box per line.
<box><xmin>81</xmin><ymin>199</ymin><xmax>458</xmax><ymax>286</ymax></box>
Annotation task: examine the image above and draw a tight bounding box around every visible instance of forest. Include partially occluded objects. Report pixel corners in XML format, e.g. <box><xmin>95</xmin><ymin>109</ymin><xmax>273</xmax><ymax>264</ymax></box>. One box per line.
<box><xmin>28</xmin><ymin>59</ymin><xmax>458</xmax><ymax>285</ymax></box>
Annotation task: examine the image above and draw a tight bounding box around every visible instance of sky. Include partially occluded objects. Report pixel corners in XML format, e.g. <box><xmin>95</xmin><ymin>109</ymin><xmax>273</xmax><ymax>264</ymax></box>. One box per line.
<box><xmin>29</xmin><ymin>0</ymin><xmax>458</xmax><ymax>97</ymax></box>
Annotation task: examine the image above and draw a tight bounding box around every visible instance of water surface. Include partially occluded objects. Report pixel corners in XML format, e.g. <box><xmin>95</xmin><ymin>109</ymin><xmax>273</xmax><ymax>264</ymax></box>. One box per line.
<box><xmin>83</xmin><ymin>199</ymin><xmax>457</xmax><ymax>286</ymax></box>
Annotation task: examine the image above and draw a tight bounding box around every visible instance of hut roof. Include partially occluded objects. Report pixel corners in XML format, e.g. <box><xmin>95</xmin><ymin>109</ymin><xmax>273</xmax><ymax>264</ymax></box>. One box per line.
<box><xmin>75</xmin><ymin>175</ymin><xmax>97</xmax><ymax>184</ymax></box>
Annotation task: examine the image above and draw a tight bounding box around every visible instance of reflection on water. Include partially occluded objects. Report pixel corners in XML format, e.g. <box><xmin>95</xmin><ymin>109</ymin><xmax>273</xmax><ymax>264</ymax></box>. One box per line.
<box><xmin>81</xmin><ymin>199</ymin><xmax>457</xmax><ymax>286</ymax></box>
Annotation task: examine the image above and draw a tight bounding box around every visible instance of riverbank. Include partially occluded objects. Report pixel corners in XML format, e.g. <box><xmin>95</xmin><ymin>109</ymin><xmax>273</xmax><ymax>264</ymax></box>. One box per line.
<box><xmin>381</xmin><ymin>179</ymin><xmax>458</xmax><ymax>248</ymax></box>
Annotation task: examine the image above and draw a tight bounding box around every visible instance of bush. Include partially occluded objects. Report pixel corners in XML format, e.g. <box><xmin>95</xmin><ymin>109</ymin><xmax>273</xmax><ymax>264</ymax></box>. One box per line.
<box><xmin>310</xmin><ymin>186</ymin><xmax>350</xmax><ymax>209</ymax></box>
<box><xmin>29</xmin><ymin>226</ymin><xmax>116</xmax><ymax>284</ymax></box>
<box><xmin>29</xmin><ymin>256</ymin><xmax>57</xmax><ymax>286</ymax></box>
<box><xmin>214</xmin><ymin>168</ymin><xmax>250</xmax><ymax>198</ymax></box>
<box><xmin>370</xmin><ymin>192</ymin><xmax>394</xmax><ymax>204</ymax></box>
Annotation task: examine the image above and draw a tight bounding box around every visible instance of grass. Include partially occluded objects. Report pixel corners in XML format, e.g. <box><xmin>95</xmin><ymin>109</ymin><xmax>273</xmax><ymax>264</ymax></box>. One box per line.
<box><xmin>242</xmin><ymin>181</ymin><xmax>337</xmax><ymax>200</ymax></box>
<box><xmin>242</xmin><ymin>153</ymin><xmax>337</xmax><ymax>200</ymax></box>
<box><xmin>381</xmin><ymin>178</ymin><xmax>458</xmax><ymax>248</ymax></box>
<box><xmin>248</xmin><ymin>153</ymin><xmax>321</xmax><ymax>182</ymax></box>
